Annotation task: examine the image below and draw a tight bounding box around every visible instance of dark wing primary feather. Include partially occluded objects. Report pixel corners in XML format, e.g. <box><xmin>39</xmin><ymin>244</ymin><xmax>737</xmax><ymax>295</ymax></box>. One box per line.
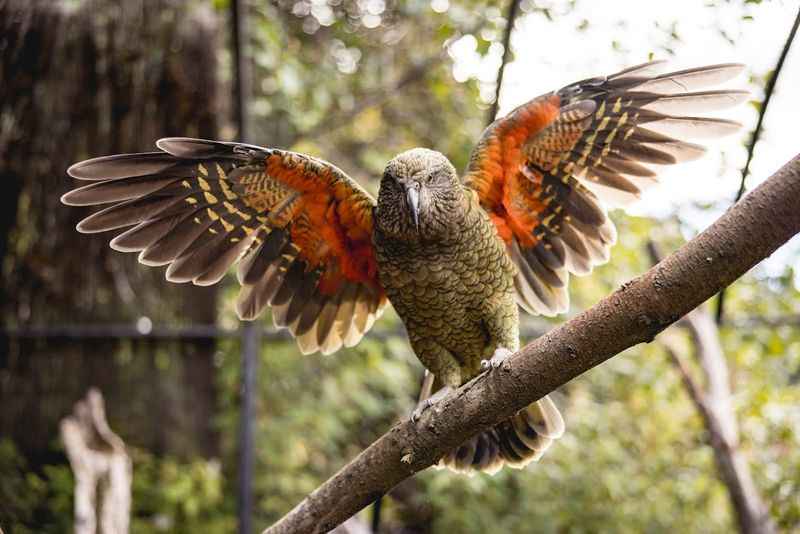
<box><xmin>464</xmin><ymin>61</ymin><xmax>746</xmax><ymax>315</ymax></box>
<box><xmin>63</xmin><ymin>137</ymin><xmax>388</xmax><ymax>355</ymax></box>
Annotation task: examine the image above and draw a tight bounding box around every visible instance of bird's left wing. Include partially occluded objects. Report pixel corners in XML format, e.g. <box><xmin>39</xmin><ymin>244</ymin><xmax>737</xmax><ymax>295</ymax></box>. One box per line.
<box><xmin>63</xmin><ymin>137</ymin><xmax>387</xmax><ymax>354</ymax></box>
<box><xmin>464</xmin><ymin>61</ymin><xmax>746</xmax><ymax>315</ymax></box>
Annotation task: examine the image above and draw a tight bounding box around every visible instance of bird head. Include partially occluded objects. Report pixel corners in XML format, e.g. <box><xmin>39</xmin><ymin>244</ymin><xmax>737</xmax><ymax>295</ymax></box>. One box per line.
<box><xmin>376</xmin><ymin>148</ymin><xmax>464</xmax><ymax>241</ymax></box>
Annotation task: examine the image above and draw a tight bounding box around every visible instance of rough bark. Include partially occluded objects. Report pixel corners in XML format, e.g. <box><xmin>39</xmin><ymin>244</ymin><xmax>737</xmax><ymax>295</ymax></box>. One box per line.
<box><xmin>263</xmin><ymin>153</ymin><xmax>800</xmax><ymax>534</ymax></box>
<box><xmin>61</xmin><ymin>389</ymin><xmax>132</xmax><ymax>534</ymax></box>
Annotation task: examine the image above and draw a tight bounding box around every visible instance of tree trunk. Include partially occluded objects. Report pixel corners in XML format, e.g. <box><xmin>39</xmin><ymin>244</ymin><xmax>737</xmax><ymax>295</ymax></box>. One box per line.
<box><xmin>660</xmin><ymin>310</ymin><xmax>775</xmax><ymax>534</ymax></box>
<box><xmin>0</xmin><ymin>0</ymin><xmax>221</xmax><ymax>461</ymax></box>
<box><xmin>61</xmin><ymin>389</ymin><xmax>132</xmax><ymax>534</ymax></box>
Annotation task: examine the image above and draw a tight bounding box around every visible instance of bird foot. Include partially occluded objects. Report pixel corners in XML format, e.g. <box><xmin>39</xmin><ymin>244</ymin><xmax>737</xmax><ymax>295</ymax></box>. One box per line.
<box><xmin>480</xmin><ymin>347</ymin><xmax>514</xmax><ymax>372</ymax></box>
<box><xmin>410</xmin><ymin>386</ymin><xmax>453</xmax><ymax>423</ymax></box>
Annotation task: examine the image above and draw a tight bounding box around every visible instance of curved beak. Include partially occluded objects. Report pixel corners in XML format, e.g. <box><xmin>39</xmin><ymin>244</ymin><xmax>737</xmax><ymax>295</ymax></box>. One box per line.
<box><xmin>405</xmin><ymin>185</ymin><xmax>420</xmax><ymax>230</ymax></box>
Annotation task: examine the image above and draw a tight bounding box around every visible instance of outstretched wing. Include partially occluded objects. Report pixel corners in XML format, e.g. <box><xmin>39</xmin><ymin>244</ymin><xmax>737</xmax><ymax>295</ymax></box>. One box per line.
<box><xmin>63</xmin><ymin>138</ymin><xmax>387</xmax><ymax>355</ymax></box>
<box><xmin>464</xmin><ymin>61</ymin><xmax>746</xmax><ymax>315</ymax></box>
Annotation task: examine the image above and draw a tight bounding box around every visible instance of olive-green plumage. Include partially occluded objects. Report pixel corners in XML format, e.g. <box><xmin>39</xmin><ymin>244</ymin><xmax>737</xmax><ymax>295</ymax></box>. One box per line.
<box><xmin>374</xmin><ymin>148</ymin><xmax>563</xmax><ymax>473</ymax></box>
<box><xmin>375</xmin><ymin>152</ymin><xmax>517</xmax><ymax>383</ymax></box>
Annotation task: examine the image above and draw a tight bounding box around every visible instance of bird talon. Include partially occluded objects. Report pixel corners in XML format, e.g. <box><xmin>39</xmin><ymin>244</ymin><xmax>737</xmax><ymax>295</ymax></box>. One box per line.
<box><xmin>483</xmin><ymin>347</ymin><xmax>514</xmax><ymax>372</ymax></box>
<box><xmin>410</xmin><ymin>386</ymin><xmax>453</xmax><ymax>423</ymax></box>
<box><xmin>410</xmin><ymin>399</ymin><xmax>432</xmax><ymax>423</ymax></box>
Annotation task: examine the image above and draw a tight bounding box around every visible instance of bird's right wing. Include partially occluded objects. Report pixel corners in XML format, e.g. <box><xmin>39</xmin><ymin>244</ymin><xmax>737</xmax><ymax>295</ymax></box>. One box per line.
<box><xmin>62</xmin><ymin>137</ymin><xmax>387</xmax><ymax>355</ymax></box>
<box><xmin>464</xmin><ymin>61</ymin><xmax>746</xmax><ymax>315</ymax></box>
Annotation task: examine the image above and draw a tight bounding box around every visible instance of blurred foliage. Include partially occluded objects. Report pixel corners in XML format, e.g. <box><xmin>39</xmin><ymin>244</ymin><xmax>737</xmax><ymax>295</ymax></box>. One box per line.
<box><xmin>0</xmin><ymin>439</ymin><xmax>236</xmax><ymax>533</ymax></box>
<box><xmin>215</xmin><ymin>331</ymin><xmax>420</xmax><ymax>524</ymax></box>
<box><xmin>2</xmin><ymin>0</ymin><xmax>799</xmax><ymax>532</ymax></box>
<box><xmin>130</xmin><ymin>448</ymin><xmax>235</xmax><ymax>533</ymax></box>
<box><xmin>239</xmin><ymin>0</ymin><xmax>513</xmax><ymax>183</ymax></box>
<box><xmin>0</xmin><ymin>440</ymin><xmax>72</xmax><ymax>534</ymax></box>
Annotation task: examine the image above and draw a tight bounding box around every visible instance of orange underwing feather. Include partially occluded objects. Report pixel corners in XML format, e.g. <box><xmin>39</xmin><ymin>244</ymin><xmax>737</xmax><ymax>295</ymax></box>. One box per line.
<box><xmin>465</xmin><ymin>94</ymin><xmax>563</xmax><ymax>256</ymax></box>
<box><xmin>464</xmin><ymin>61</ymin><xmax>745</xmax><ymax>316</ymax></box>
<box><xmin>63</xmin><ymin>137</ymin><xmax>387</xmax><ymax>355</ymax></box>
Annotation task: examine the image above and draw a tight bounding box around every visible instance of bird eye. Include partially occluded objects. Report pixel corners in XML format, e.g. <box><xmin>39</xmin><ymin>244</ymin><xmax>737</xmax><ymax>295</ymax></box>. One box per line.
<box><xmin>428</xmin><ymin>170</ymin><xmax>447</xmax><ymax>185</ymax></box>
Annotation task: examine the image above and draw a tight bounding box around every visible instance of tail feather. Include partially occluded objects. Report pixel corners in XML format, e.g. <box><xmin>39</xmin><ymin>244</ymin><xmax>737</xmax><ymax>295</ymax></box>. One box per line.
<box><xmin>439</xmin><ymin>394</ymin><xmax>564</xmax><ymax>474</ymax></box>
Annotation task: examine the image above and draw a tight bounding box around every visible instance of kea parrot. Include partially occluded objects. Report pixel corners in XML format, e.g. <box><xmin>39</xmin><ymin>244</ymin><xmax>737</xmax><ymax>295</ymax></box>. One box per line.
<box><xmin>62</xmin><ymin>61</ymin><xmax>746</xmax><ymax>474</ymax></box>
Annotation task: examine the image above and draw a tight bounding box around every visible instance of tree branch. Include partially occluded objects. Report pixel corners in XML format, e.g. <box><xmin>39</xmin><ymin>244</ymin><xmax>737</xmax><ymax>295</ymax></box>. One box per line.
<box><xmin>486</xmin><ymin>0</ymin><xmax>521</xmax><ymax>125</ymax></box>
<box><xmin>734</xmin><ymin>7</ymin><xmax>799</xmax><ymax>204</ymax></box>
<box><xmin>264</xmin><ymin>153</ymin><xmax>800</xmax><ymax>534</ymax></box>
<box><xmin>660</xmin><ymin>335</ymin><xmax>715</xmax><ymax>427</ymax></box>
<box><xmin>661</xmin><ymin>324</ymin><xmax>776</xmax><ymax>534</ymax></box>
<box><xmin>684</xmin><ymin>309</ymin><xmax>738</xmax><ymax>442</ymax></box>
<box><xmin>715</xmin><ymin>5</ymin><xmax>800</xmax><ymax>324</ymax></box>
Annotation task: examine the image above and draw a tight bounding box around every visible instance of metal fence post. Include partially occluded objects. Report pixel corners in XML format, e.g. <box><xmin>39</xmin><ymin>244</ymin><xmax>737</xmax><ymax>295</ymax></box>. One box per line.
<box><xmin>231</xmin><ymin>0</ymin><xmax>257</xmax><ymax>532</ymax></box>
<box><xmin>238</xmin><ymin>323</ymin><xmax>260</xmax><ymax>534</ymax></box>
